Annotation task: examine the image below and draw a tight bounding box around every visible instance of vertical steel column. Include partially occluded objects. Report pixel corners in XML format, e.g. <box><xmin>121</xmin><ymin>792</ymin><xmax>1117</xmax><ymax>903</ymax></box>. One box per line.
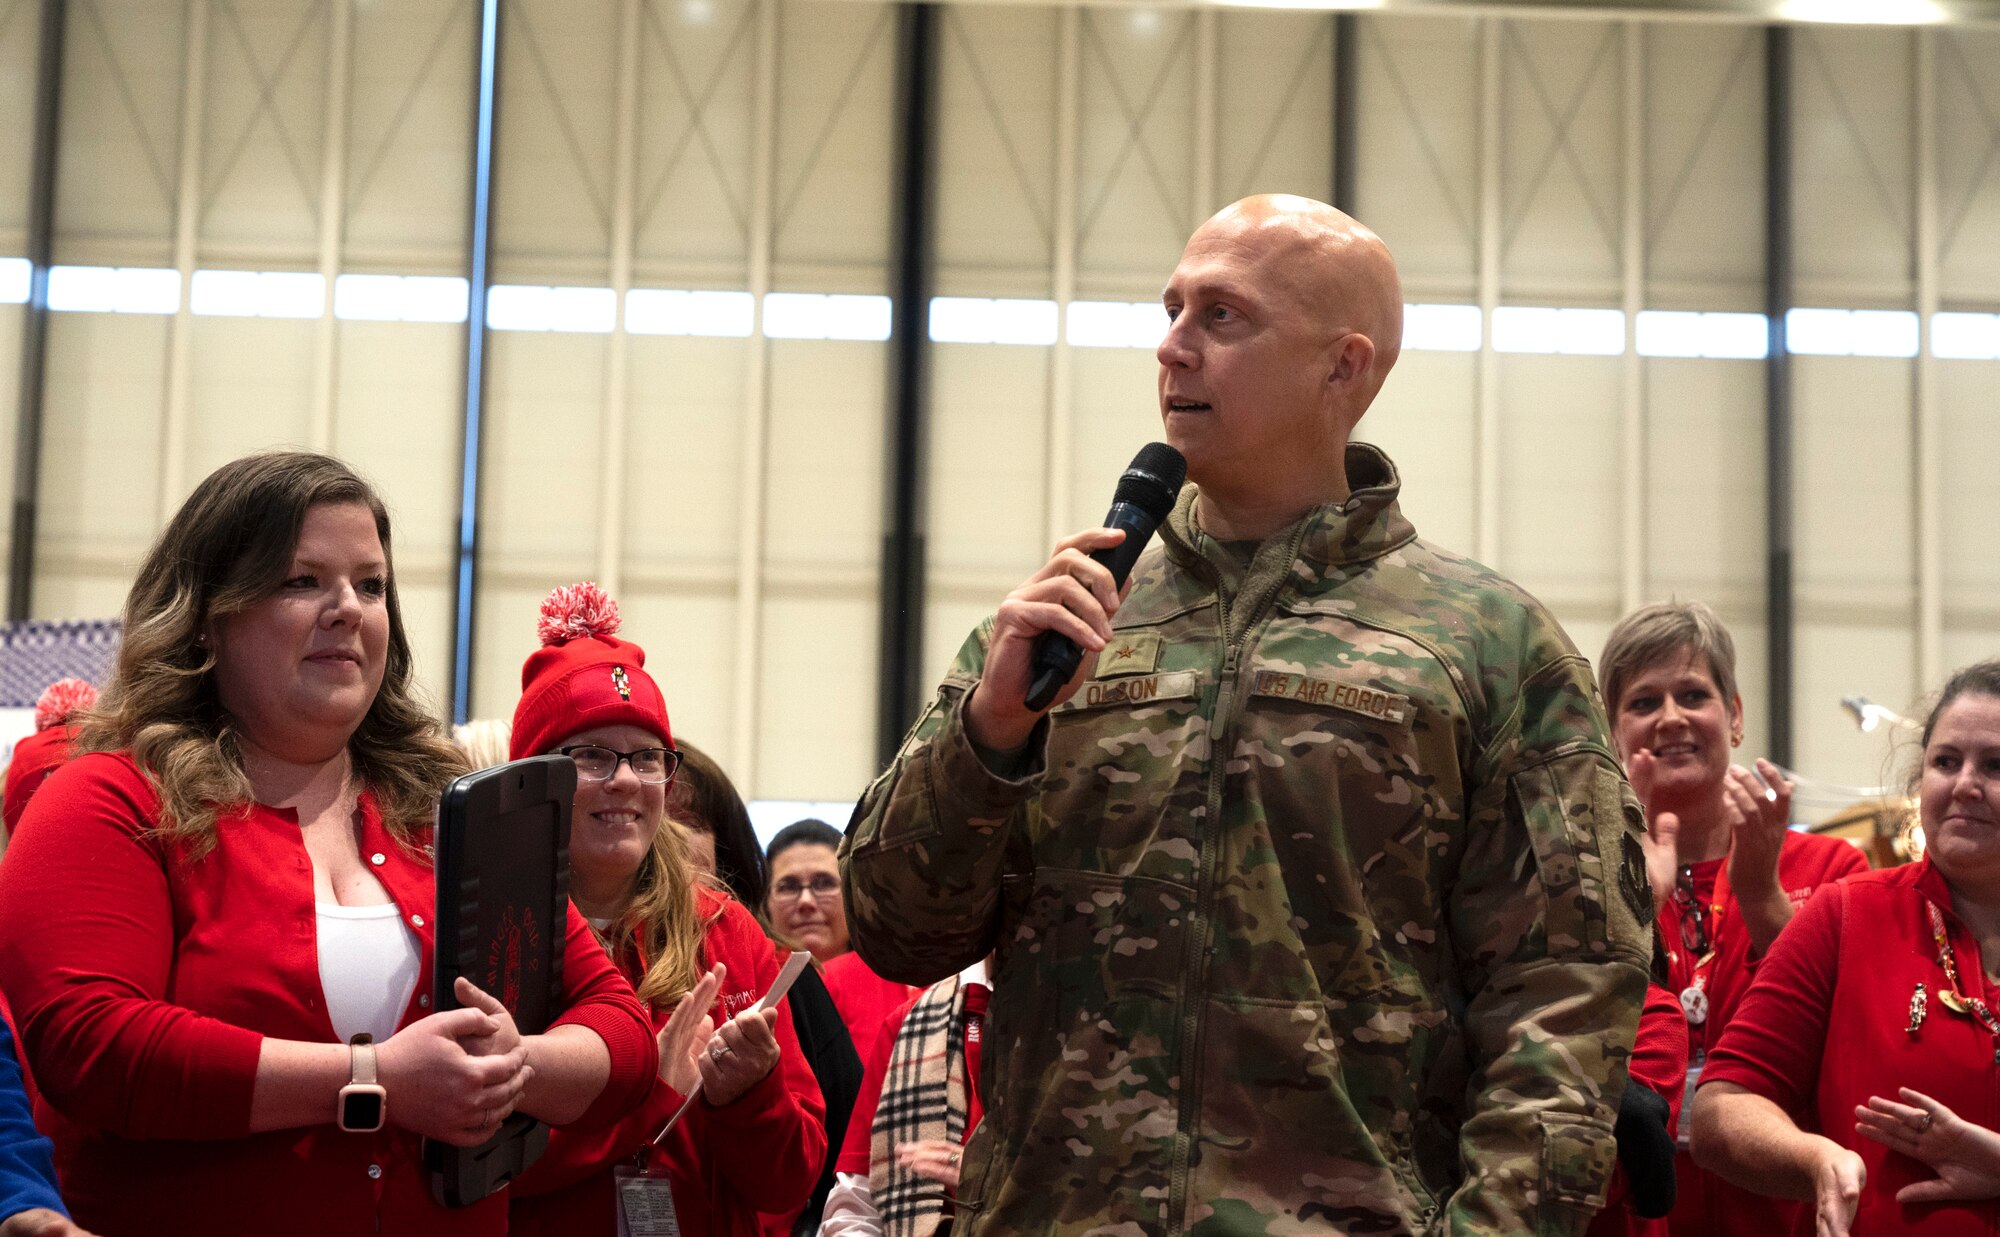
<box><xmin>876</xmin><ymin>1</ymin><xmax>939</xmax><ymax>768</ymax></box>
<box><xmin>1763</xmin><ymin>25</ymin><xmax>1795</xmax><ymax>766</ymax></box>
<box><xmin>1475</xmin><ymin>17</ymin><xmax>1502</xmax><ymax>568</ymax></box>
<box><xmin>309</xmin><ymin>0</ymin><xmax>354</xmax><ymax>452</ymax></box>
<box><xmin>729</xmin><ymin>0</ymin><xmax>779</xmax><ymax>789</ymax></box>
<box><xmin>1044</xmin><ymin>6</ymin><xmax>1079</xmax><ymax>549</ymax></box>
<box><xmin>159</xmin><ymin>0</ymin><xmax>210</xmax><ymax>526</ymax></box>
<box><xmin>1193</xmin><ymin>10</ymin><xmax>1216</xmax><ymax>223</ymax></box>
<box><xmin>1620</xmin><ymin>21</ymin><xmax>1646</xmax><ymax>614</ymax></box>
<box><xmin>7</xmin><ymin>0</ymin><xmax>66</xmax><ymax>621</ymax></box>
<box><xmin>596</xmin><ymin>0</ymin><xmax>642</xmax><ymax>597</ymax></box>
<box><xmin>1913</xmin><ymin>29</ymin><xmax>1942</xmax><ymax>695</ymax></box>
<box><xmin>449</xmin><ymin>0</ymin><xmax>503</xmax><ymax>724</ymax></box>
<box><xmin>1332</xmin><ymin>13</ymin><xmax>1357</xmax><ymax>215</ymax></box>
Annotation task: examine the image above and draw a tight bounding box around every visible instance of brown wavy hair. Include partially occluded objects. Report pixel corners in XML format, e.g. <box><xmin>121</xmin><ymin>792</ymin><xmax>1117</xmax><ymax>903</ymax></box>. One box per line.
<box><xmin>79</xmin><ymin>452</ymin><xmax>467</xmax><ymax>857</ymax></box>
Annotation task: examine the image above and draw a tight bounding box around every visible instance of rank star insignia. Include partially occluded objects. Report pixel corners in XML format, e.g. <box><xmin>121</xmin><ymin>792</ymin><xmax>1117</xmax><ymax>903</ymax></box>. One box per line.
<box><xmin>611</xmin><ymin>666</ymin><xmax>632</xmax><ymax>701</ymax></box>
<box><xmin>1113</xmin><ymin>645</ymin><xmax>1137</xmax><ymax>661</ymax></box>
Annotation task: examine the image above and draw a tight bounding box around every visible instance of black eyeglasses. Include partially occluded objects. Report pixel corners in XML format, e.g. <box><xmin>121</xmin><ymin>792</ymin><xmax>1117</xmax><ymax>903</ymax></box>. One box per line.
<box><xmin>770</xmin><ymin>875</ymin><xmax>841</xmax><ymax>904</ymax></box>
<box><xmin>557</xmin><ymin>744</ymin><xmax>681</xmax><ymax>785</ymax></box>
<box><xmin>1675</xmin><ymin>865</ymin><xmax>1712</xmax><ymax>957</ymax></box>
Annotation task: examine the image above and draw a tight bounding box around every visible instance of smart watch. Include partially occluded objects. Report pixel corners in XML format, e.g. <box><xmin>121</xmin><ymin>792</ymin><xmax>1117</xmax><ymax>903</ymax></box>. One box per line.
<box><xmin>336</xmin><ymin>1033</ymin><xmax>387</xmax><ymax>1133</ymax></box>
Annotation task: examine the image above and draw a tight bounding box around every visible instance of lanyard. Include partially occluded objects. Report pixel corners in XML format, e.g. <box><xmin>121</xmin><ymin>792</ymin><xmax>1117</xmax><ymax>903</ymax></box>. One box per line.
<box><xmin>1674</xmin><ymin>859</ymin><xmax>1733</xmax><ymax>971</ymax></box>
<box><xmin>1673</xmin><ymin>858</ymin><xmax>1734</xmax><ymax>1030</ymax></box>
<box><xmin>1926</xmin><ymin>900</ymin><xmax>2000</xmax><ymax>1038</ymax></box>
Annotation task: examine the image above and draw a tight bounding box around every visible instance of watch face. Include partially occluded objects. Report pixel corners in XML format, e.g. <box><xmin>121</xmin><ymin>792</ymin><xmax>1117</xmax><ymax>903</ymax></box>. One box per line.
<box><xmin>342</xmin><ymin>1089</ymin><xmax>384</xmax><ymax>1132</ymax></box>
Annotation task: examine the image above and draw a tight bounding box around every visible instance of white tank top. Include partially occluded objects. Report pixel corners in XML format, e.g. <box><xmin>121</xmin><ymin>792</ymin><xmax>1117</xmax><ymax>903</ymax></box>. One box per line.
<box><xmin>316</xmin><ymin>902</ymin><xmax>421</xmax><ymax>1044</ymax></box>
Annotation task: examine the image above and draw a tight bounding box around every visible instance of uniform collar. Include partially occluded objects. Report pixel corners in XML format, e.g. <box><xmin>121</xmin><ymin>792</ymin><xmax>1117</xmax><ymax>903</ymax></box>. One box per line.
<box><xmin>1161</xmin><ymin>441</ymin><xmax>1417</xmax><ymax>573</ymax></box>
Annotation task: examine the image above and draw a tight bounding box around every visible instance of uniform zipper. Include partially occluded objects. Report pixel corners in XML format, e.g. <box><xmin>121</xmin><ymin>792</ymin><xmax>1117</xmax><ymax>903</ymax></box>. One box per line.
<box><xmin>1164</xmin><ymin>519</ymin><xmax>1314</xmax><ymax>1235</ymax></box>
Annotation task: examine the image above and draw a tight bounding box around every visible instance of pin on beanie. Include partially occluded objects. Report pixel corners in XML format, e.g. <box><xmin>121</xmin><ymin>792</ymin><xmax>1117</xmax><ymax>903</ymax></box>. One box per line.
<box><xmin>510</xmin><ymin>581</ymin><xmax>673</xmax><ymax>761</ymax></box>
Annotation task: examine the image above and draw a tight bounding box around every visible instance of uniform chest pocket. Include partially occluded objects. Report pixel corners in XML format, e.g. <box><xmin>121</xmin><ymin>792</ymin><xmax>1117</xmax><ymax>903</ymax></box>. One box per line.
<box><xmin>1235</xmin><ymin>664</ymin><xmax>1455</xmax><ymax>869</ymax></box>
<box><xmin>1039</xmin><ymin>671</ymin><xmax>1207</xmax><ymax>883</ymax></box>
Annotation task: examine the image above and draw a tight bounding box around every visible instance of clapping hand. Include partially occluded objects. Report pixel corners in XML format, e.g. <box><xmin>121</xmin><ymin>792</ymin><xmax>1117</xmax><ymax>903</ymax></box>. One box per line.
<box><xmin>697</xmin><ymin>1003</ymin><xmax>782</xmax><ymax>1107</ymax></box>
<box><xmin>1625</xmin><ymin>748</ymin><xmax>1682</xmax><ymax>911</ymax></box>
<box><xmin>1725</xmin><ymin>759</ymin><xmax>1792</xmax><ymax>894</ymax></box>
<box><xmin>655</xmin><ymin>965</ymin><xmax>723</xmax><ymax>1098</ymax></box>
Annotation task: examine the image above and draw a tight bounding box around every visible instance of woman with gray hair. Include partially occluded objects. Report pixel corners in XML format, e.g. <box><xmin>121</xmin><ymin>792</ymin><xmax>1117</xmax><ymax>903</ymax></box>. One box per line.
<box><xmin>1598</xmin><ymin>599</ymin><xmax>1869</xmax><ymax>1237</ymax></box>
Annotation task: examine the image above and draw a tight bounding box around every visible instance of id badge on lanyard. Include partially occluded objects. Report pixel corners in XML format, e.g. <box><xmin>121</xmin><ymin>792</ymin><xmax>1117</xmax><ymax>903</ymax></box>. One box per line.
<box><xmin>615</xmin><ymin>1161</ymin><xmax>681</xmax><ymax>1237</ymax></box>
<box><xmin>1677</xmin><ymin>1050</ymin><xmax>1703</xmax><ymax>1153</ymax></box>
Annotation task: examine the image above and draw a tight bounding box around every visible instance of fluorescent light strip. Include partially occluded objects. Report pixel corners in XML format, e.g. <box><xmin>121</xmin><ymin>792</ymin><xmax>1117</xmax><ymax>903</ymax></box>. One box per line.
<box><xmin>1932</xmin><ymin>313</ymin><xmax>2000</xmax><ymax>361</ymax></box>
<box><xmin>1786</xmin><ymin>307</ymin><xmax>1921</xmax><ymax>358</ymax></box>
<box><xmin>47</xmin><ymin>266</ymin><xmax>180</xmax><ymax>314</ymax></box>
<box><xmin>1634</xmin><ymin>311</ymin><xmax>1769</xmax><ymax>360</ymax></box>
<box><xmin>929</xmin><ymin>297</ymin><xmax>1058</xmax><ymax>346</ymax></box>
<box><xmin>1067</xmin><ymin>301</ymin><xmax>1164</xmax><ymax>349</ymax></box>
<box><xmin>0</xmin><ymin>258</ymin><xmax>29</xmax><ymax>305</ymax></box>
<box><xmin>8</xmin><ymin>265</ymin><xmax>1991</xmax><ymax>368</ymax></box>
<box><xmin>335</xmin><ymin>274</ymin><xmax>469</xmax><ymax>323</ymax></box>
<box><xmin>487</xmin><ymin>285</ymin><xmax>618</xmax><ymax>333</ymax></box>
<box><xmin>190</xmin><ymin>270</ymin><xmax>324</xmax><ymax>319</ymax></box>
<box><xmin>762</xmin><ymin>293</ymin><xmax>892</xmax><ymax>341</ymax></box>
<box><xmin>1402</xmin><ymin>303</ymin><xmax>1483</xmax><ymax>352</ymax></box>
<box><xmin>626</xmin><ymin>289</ymin><xmax>755</xmax><ymax>337</ymax></box>
<box><xmin>1492</xmin><ymin>306</ymin><xmax>1627</xmax><ymax>356</ymax></box>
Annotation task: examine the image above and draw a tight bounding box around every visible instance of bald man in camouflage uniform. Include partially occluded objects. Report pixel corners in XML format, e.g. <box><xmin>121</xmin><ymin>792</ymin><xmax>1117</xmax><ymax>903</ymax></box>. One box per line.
<box><xmin>841</xmin><ymin>195</ymin><xmax>1654</xmax><ymax>1236</ymax></box>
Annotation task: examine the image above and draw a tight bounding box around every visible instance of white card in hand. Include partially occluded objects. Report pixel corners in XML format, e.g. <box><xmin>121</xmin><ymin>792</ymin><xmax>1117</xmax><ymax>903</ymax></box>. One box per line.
<box><xmin>650</xmin><ymin>949</ymin><xmax>814</xmax><ymax>1145</ymax></box>
<box><xmin>756</xmin><ymin>950</ymin><xmax>811</xmax><ymax>1013</ymax></box>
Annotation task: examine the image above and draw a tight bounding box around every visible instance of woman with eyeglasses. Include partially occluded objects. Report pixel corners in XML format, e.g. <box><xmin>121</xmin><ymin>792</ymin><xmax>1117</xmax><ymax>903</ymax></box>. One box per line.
<box><xmin>1599</xmin><ymin>600</ymin><xmax>1869</xmax><ymax>1237</ymax></box>
<box><xmin>506</xmin><ymin>583</ymin><xmax>826</xmax><ymax>1237</ymax></box>
<box><xmin>1691</xmin><ymin>660</ymin><xmax>2000</xmax><ymax>1236</ymax></box>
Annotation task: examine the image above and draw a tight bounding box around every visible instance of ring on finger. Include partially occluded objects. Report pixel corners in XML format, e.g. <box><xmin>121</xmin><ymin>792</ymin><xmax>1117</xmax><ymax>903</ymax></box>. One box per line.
<box><xmin>1919</xmin><ymin>1113</ymin><xmax>1934</xmax><ymax>1132</ymax></box>
<box><xmin>710</xmin><ymin>1041</ymin><xmax>731</xmax><ymax>1061</ymax></box>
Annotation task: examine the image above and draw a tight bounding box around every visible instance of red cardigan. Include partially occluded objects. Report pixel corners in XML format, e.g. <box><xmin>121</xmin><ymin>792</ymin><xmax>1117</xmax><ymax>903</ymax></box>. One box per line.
<box><xmin>0</xmin><ymin>751</ymin><xmax>656</xmax><ymax>1237</ymax></box>
<box><xmin>509</xmin><ymin>887</ymin><xmax>827</xmax><ymax>1237</ymax></box>
<box><xmin>1705</xmin><ymin>859</ymin><xmax>2000</xmax><ymax>1237</ymax></box>
<box><xmin>1662</xmin><ymin>830</ymin><xmax>1869</xmax><ymax>1237</ymax></box>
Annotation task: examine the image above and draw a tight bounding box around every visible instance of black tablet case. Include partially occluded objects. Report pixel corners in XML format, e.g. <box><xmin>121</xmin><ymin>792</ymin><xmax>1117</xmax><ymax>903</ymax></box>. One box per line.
<box><xmin>426</xmin><ymin>755</ymin><xmax>576</xmax><ymax>1208</ymax></box>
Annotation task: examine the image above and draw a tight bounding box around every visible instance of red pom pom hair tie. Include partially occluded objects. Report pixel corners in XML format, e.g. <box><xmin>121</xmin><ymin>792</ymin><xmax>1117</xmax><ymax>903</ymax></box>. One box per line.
<box><xmin>34</xmin><ymin>678</ymin><xmax>99</xmax><ymax>733</ymax></box>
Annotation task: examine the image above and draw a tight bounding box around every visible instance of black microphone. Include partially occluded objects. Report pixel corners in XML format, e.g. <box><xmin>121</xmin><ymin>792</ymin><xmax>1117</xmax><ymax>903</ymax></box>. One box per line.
<box><xmin>1023</xmin><ymin>443</ymin><xmax>1187</xmax><ymax>713</ymax></box>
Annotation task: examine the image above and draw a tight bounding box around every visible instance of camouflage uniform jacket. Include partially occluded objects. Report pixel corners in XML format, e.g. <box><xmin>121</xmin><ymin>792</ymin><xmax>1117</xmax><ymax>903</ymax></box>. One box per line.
<box><xmin>841</xmin><ymin>443</ymin><xmax>1654</xmax><ymax>1237</ymax></box>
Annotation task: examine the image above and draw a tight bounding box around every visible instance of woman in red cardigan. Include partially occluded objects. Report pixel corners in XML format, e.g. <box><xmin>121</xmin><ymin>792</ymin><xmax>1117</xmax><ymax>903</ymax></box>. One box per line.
<box><xmin>0</xmin><ymin>452</ymin><xmax>657</xmax><ymax>1237</ymax></box>
<box><xmin>1599</xmin><ymin>600</ymin><xmax>1870</xmax><ymax>1237</ymax></box>
<box><xmin>505</xmin><ymin>583</ymin><xmax>826</xmax><ymax>1237</ymax></box>
<box><xmin>1694</xmin><ymin>659</ymin><xmax>2000</xmax><ymax>1236</ymax></box>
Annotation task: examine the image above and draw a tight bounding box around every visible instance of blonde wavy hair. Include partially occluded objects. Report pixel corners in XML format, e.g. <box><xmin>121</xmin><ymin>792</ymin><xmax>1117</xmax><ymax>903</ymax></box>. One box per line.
<box><xmin>80</xmin><ymin>452</ymin><xmax>468</xmax><ymax>857</ymax></box>
<box><xmin>605</xmin><ymin>810</ymin><xmax>723</xmax><ymax>1010</ymax></box>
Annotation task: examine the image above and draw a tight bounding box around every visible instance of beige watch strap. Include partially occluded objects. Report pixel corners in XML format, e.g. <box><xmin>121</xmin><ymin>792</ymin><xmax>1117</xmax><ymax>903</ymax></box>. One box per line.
<box><xmin>348</xmin><ymin>1033</ymin><xmax>378</xmax><ymax>1086</ymax></box>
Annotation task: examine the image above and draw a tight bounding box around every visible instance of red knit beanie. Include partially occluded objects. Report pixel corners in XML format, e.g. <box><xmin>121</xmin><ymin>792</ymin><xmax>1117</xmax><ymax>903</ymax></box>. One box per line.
<box><xmin>509</xmin><ymin>583</ymin><xmax>673</xmax><ymax>761</ymax></box>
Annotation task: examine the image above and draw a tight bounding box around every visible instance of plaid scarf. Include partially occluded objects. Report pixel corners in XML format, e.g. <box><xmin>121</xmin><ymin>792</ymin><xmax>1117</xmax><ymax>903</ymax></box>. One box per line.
<box><xmin>869</xmin><ymin>975</ymin><xmax>970</xmax><ymax>1237</ymax></box>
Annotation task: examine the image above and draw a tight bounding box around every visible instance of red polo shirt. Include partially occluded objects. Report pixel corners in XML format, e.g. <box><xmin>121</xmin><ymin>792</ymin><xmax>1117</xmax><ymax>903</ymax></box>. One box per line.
<box><xmin>1704</xmin><ymin>859</ymin><xmax>2000</xmax><ymax>1236</ymax></box>
<box><xmin>0</xmin><ymin>751</ymin><xmax>657</xmax><ymax>1237</ymax></box>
